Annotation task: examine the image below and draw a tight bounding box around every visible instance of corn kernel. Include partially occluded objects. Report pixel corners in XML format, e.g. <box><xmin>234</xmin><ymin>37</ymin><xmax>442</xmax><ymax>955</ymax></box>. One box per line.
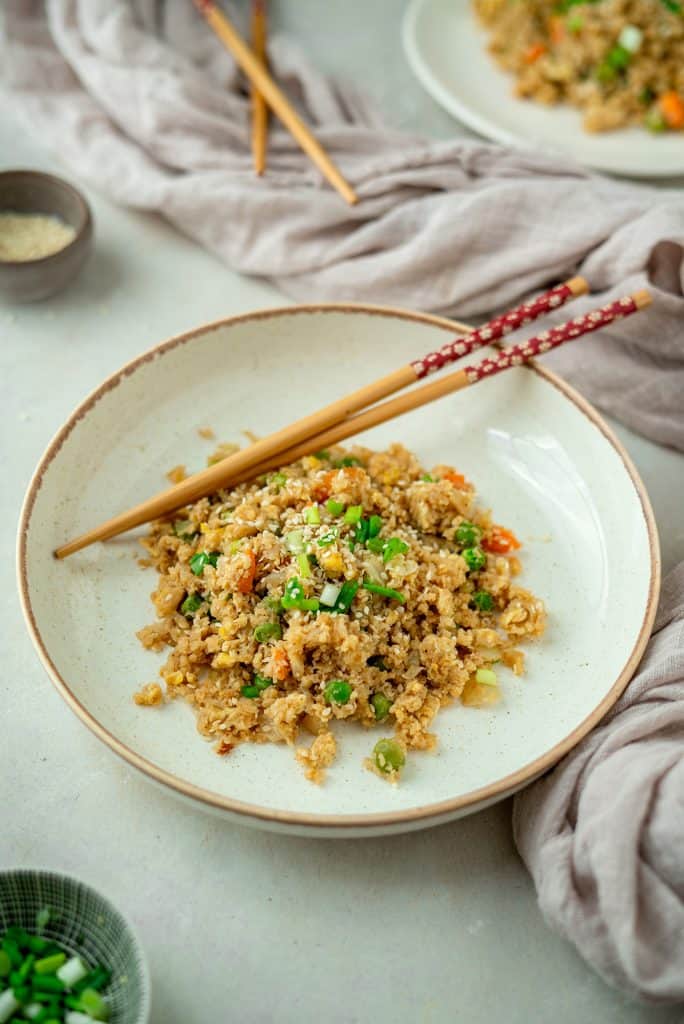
<box><xmin>215</xmin><ymin>652</ymin><xmax>234</xmax><ymax>668</ymax></box>
<box><xmin>164</xmin><ymin>670</ymin><xmax>184</xmax><ymax>686</ymax></box>
<box><xmin>320</xmin><ymin>550</ymin><xmax>344</xmax><ymax>576</ymax></box>
<box><xmin>302</xmin><ymin>456</ymin><xmax>320</xmax><ymax>470</ymax></box>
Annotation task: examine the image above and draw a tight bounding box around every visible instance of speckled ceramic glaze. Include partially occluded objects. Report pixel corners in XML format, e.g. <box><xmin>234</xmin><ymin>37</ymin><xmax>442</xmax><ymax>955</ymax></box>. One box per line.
<box><xmin>17</xmin><ymin>306</ymin><xmax>659</xmax><ymax>837</ymax></box>
<box><xmin>0</xmin><ymin>870</ymin><xmax>150</xmax><ymax>1023</ymax></box>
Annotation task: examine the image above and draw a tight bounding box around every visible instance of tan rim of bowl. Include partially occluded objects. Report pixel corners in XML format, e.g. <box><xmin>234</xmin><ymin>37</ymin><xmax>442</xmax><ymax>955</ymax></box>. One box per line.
<box><xmin>16</xmin><ymin>303</ymin><xmax>661</xmax><ymax>832</ymax></box>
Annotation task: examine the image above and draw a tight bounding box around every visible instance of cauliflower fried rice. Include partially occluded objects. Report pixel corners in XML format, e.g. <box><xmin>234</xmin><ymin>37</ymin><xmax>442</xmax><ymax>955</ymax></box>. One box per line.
<box><xmin>474</xmin><ymin>0</ymin><xmax>684</xmax><ymax>134</ymax></box>
<box><xmin>136</xmin><ymin>443</ymin><xmax>546</xmax><ymax>783</ymax></box>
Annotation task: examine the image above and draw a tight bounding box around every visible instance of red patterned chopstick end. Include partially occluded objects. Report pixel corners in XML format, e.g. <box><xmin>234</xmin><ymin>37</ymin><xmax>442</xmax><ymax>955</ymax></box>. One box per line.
<box><xmin>410</xmin><ymin>280</ymin><xmax>578</xmax><ymax>380</ymax></box>
<box><xmin>463</xmin><ymin>295</ymin><xmax>640</xmax><ymax>385</ymax></box>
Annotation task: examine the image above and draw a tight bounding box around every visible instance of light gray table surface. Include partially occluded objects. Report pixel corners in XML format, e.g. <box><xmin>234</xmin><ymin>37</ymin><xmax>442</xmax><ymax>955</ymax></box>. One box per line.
<box><xmin>2</xmin><ymin>5</ymin><xmax>683</xmax><ymax>1022</ymax></box>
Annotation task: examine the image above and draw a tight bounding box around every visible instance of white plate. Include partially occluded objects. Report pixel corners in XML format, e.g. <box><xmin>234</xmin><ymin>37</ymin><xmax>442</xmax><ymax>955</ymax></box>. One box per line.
<box><xmin>403</xmin><ymin>0</ymin><xmax>684</xmax><ymax>178</ymax></box>
<box><xmin>18</xmin><ymin>305</ymin><xmax>659</xmax><ymax>837</ymax></box>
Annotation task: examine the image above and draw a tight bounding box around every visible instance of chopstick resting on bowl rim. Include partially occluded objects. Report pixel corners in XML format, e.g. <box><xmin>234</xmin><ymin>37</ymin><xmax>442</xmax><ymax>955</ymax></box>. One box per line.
<box><xmin>251</xmin><ymin>0</ymin><xmax>269</xmax><ymax>175</ymax></box>
<box><xmin>184</xmin><ymin>289</ymin><xmax>654</xmax><ymax>489</ymax></box>
<box><xmin>54</xmin><ymin>277</ymin><xmax>591</xmax><ymax>559</ymax></box>
<box><xmin>193</xmin><ymin>0</ymin><xmax>357</xmax><ymax>205</ymax></box>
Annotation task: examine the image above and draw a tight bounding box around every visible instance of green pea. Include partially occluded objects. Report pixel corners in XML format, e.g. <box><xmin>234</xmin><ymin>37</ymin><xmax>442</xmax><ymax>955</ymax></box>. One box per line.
<box><xmin>373</xmin><ymin>738</ymin><xmax>405</xmax><ymax>774</ymax></box>
<box><xmin>454</xmin><ymin>521</ymin><xmax>482</xmax><ymax>547</ymax></box>
<box><xmin>370</xmin><ymin>694</ymin><xmax>392</xmax><ymax>720</ymax></box>
<box><xmin>463</xmin><ymin>547</ymin><xmax>487</xmax><ymax>572</ymax></box>
<box><xmin>471</xmin><ymin>590</ymin><xmax>494</xmax><ymax>612</ymax></box>
<box><xmin>324</xmin><ymin>680</ymin><xmax>352</xmax><ymax>704</ymax></box>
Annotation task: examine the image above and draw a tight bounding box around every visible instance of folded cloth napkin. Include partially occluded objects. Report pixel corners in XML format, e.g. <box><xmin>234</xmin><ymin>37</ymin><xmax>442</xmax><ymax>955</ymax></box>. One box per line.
<box><xmin>4</xmin><ymin>2</ymin><xmax>684</xmax><ymax>1003</ymax></box>
<box><xmin>514</xmin><ymin>564</ymin><xmax>684</xmax><ymax>1004</ymax></box>
<box><xmin>3</xmin><ymin>0</ymin><xmax>684</xmax><ymax>451</ymax></box>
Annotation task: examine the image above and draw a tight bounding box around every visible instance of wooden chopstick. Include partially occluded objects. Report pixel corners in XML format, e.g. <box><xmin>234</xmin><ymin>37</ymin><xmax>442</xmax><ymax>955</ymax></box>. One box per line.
<box><xmin>193</xmin><ymin>0</ymin><xmax>358</xmax><ymax>205</ymax></box>
<box><xmin>192</xmin><ymin>289</ymin><xmax>654</xmax><ymax>489</ymax></box>
<box><xmin>251</xmin><ymin>0</ymin><xmax>268</xmax><ymax>175</ymax></box>
<box><xmin>54</xmin><ymin>277</ymin><xmax>589</xmax><ymax>559</ymax></box>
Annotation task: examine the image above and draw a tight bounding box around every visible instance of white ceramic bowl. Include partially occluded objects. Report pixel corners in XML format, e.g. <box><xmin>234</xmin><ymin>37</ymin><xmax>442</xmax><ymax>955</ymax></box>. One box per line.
<box><xmin>18</xmin><ymin>305</ymin><xmax>659</xmax><ymax>837</ymax></box>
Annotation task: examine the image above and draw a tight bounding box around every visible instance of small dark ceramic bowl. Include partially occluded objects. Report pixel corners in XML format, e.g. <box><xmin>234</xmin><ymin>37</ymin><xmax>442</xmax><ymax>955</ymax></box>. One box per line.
<box><xmin>0</xmin><ymin>170</ymin><xmax>93</xmax><ymax>302</ymax></box>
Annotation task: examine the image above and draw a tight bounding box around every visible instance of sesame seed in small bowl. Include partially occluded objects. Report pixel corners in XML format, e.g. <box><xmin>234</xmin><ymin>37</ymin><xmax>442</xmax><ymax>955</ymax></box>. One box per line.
<box><xmin>0</xmin><ymin>170</ymin><xmax>93</xmax><ymax>303</ymax></box>
<box><xmin>0</xmin><ymin>870</ymin><xmax>150</xmax><ymax>1024</ymax></box>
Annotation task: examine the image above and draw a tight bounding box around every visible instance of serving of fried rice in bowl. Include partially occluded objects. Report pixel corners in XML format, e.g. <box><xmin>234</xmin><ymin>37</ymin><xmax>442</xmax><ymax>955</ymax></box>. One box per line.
<box><xmin>18</xmin><ymin>305</ymin><xmax>658</xmax><ymax>834</ymax></box>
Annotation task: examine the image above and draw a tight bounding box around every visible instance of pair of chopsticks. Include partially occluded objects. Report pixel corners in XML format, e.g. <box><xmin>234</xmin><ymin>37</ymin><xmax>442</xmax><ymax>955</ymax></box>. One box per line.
<box><xmin>194</xmin><ymin>0</ymin><xmax>357</xmax><ymax>204</ymax></box>
<box><xmin>54</xmin><ymin>279</ymin><xmax>651</xmax><ymax>559</ymax></box>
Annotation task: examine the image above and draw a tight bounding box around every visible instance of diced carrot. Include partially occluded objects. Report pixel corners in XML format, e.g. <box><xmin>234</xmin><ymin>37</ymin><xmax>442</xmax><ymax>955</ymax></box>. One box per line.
<box><xmin>273</xmin><ymin>646</ymin><xmax>290</xmax><ymax>681</ymax></box>
<box><xmin>548</xmin><ymin>16</ymin><xmax>564</xmax><ymax>44</ymax></box>
<box><xmin>237</xmin><ymin>549</ymin><xmax>256</xmax><ymax>593</ymax></box>
<box><xmin>313</xmin><ymin>470</ymin><xmax>336</xmax><ymax>501</ymax></box>
<box><xmin>482</xmin><ymin>525</ymin><xmax>521</xmax><ymax>554</ymax></box>
<box><xmin>313</xmin><ymin>466</ymin><xmax>366</xmax><ymax>500</ymax></box>
<box><xmin>524</xmin><ymin>42</ymin><xmax>546</xmax><ymax>63</ymax></box>
<box><xmin>443</xmin><ymin>470</ymin><xmax>470</xmax><ymax>490</ymax></box>
<box><xmin>659</xmin><ymin>91</ymin><xmax>684</xmax><ymax>130</ymax></box>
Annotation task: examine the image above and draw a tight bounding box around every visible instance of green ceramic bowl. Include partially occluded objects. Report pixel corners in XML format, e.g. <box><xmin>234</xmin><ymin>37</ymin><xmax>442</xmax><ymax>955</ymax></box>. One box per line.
<box><xmin>0</xmin><ymin>870</ymin><xmax>150</xmax><ymax>1023</ymax></box>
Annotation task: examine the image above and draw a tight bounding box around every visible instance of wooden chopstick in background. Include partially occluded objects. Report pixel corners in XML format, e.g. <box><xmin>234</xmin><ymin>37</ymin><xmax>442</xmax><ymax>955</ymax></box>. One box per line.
<box><xmin>192</xmin><ymin>0</ymin><xmax>357</xmax><ymax>205</ymax></box>
<box><xmin>251</xmin><ymin>0</ymin><xmax>268</xmax><ymax>175</ymax></box>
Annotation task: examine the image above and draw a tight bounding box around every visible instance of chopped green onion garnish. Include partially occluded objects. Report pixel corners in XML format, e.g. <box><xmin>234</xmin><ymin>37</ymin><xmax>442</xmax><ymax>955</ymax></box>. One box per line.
<box><xmin>362</xmin><ymin>580</ymin><xmax>405</xmax><ymax>603</ymax></box>
<box><xmin>189</xmin><ymin>550</ymin><xmax>220</xmax><ymax>575</ymax></box>
<box><xmin>344</xmin><ymin>505</ymin><xmax>363</xmax><ymax>524</ymax></box>
<box><xmin>373</xmin><ymin>738</ymin><xmax>405</xmax><ymax>774</ymax></box>
<box><xmin>326</xmin><ymin>499</ymin><xmax>345</xmax><ymax>516</ymax></box>
<box><xmin>333</xmin><ymin>579</ymin><xmax>359</xmax><ymax>612</ymax></box>
<box><xmin>421</xmin><ymin>474</ymin><xmax>433</xmax><ymax>482</ymax></box>
<box><xmin>365</xmin><ymin>537</ymin><xmax>384</xmax><ymax>554</ymax></box>
<box><xmin>0</xmin><ymin>990</ymin><xmax>20</xmax><ymax>1024</ymax></box>
<box><xmin>180</xmin><ymin>593</ymin><xmax>203</xmax><ymax>616</ymax></box>
<box><xmin>57</xmin><ymin>956</ymin><xmax>89</xmax><ymax>989</ymax></box>
<box><xmin>567</xmin><ymin>14</ymin><xmax>583</xmax><ymax>31</ymax></box>
<box><xmin>268</xmin><ymin>472</ymin><xmax>287</xmax><ymax>489</ymax></box>
<box><xmin>172</xmin><ymin>519</ymin><xmax>196</xmax><ymax>540</ymax></box>
<box><xmin>606</xmin><ymin>44</ymin><xmax>631</xmax><ymax>70</ymax></box>
<box><xmin>382</xmin><ymin>537</ymin><xmax>409</xmax><ymax>563</ymax></box>
<box><xmin>297</xmin><ymin>552</ymin><xmax>311</xmax><ymax>578</ymax></box>
<box><xmin>78</xmin><ymin>988</ymin><xmax>110</xmax><ymax>1022</ymax></box>
<box><xmin>280</xmin><ymin>578</ymin><xmax>319</xmax><ymax>612</ymax></box>
<box><xmin>254</xmin><ymin>621</ymin><xmax>282</xmax><ymax>642</ymax></box>
<box><xmin>317</xmin><ymin>527</ymin><xmax>338</xmax><ymax>547</ymax></box>
<box><xmin>34</xmin><ymin>953</ymin><xmax>66</xmax><ymax>976</ymax></box>
<box><xmin>370</xmin><ymin>693</ymin><xmax>392</xmax><ymax>720</ymax></box>
<box><xmin>314</xmin><ymin>450</ymin><xmax>330</xmax><ymax>459</ymax></box>
<box><xmin>261</xmin><ymin>596</ymin><xmax>282</xmax><ymax>613</ymax></box>
<box><xmin>475</xmin><ymin>668</ymin><xmax>498</xmax><ymax>687</ymax></box>
<box><xmin>367</xmin><ymin>514</ymin><xmax>383</xmax><ymax>538</ymax></box>
<box><xmin>324</xmin><ymin>679</ymin><xmax>352</xmax><ymax>704</ymax></box>
<box><xmin>1</xmin><ymin>939</ymin><xmax>21</xmax><ymax>969</ymax></box>
<box><xmin>333</xmin><ymin>456</ymin><xmax>362</xmax><ymax>468</ymax></box>
<box><xmin>320</xmin><ymin>583</ymin><xmax>341</xmax><ymax>607</ymax></box>
<box><xmin>644</xmin><ymin>108</ymin><xmax>667</xmax><ymax>132</ymax></box>
<box><xmin>462</xmin><ymin>547</ymin><xmax>486</xmax><ymax>572</ymax></box>
<box><xmin>454</xmin><ymin>521</ymin><xmax>482</xmax><ymax>547</ymax></box>
<box><xmin>470</xmin><ymin>590</ymin><xmax>494</xmax><ymax>612</ymax></box>
<box><xmin>285</xmin><ymin>530</ymin><xmax>305</xmax><ymax>554</ymax></box>
<box><xmin>32</xmin><ymin>976</ymin><xmax>65</xmax><ymax>993</ymax></box>
<box><xmin>0</xmin><ymin>951</ymin><xmax>10</xmax><ymax>978</ymax></box>
<box><xmin>304</xmin><ymin>504</ymin><xmax>321</xmax><ymax>525</ymax></box>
